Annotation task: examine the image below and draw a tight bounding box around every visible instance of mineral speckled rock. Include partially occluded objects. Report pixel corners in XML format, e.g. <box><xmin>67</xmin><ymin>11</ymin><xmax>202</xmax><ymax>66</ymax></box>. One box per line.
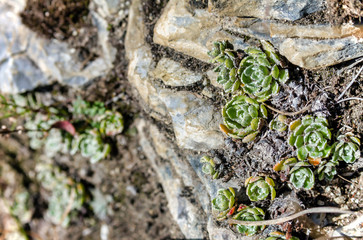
<box><xmin>125</xmin><ymin>0</ymin><xmax>168</xmax><ymax>117</ymax></box>
<box><xmin>153</xmin><ymin>0</ymin><xmax>247</xmax><ymax>62</ymax></box>
<box><xmin>136</xmin><ymin>120</ymin><xmax>206</xmax><ymax>239</ymax></box>
<box><xmin>152</xmin><ymin>58</ymin><xmax>203</xmax><ymax>86</ymax></box>
<box><xmin>208</xmin><ymin>0</ymin><xmax>324</xmax><ymax>21</ymax></box>
<box><xmin>278</xmin><ymin>37</ymin><xmax>363</xmax><ymax>69</ymax></box>
<box><xmin>159</xmin><ymin>90</ymin><xmax>224</xmax><ymax>151</ymax></box>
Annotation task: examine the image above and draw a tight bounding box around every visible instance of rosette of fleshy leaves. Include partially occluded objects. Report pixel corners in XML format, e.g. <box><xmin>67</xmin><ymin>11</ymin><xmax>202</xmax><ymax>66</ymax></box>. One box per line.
<box><xmin>97</xmin><ymin>111</ymin><xmax>124</xmax><ymax>137</ymax></box>
<box><xmin>274</xmin><ymin>158</ymin><xmax>315</xmax><ymax>190</ymax></box>
<box><xmin>269</xmin><ymin>114</ymin><xmax>288</xmax><ymax>132</ymax></box>
<box><xmin>264</xmin><ymin>231</ymin><xmax>300</xmax><ymax>240</ymax></box>
<box><xmin>316</xmin><ymin>160</ymin><xmax>338</xmax><ymax>181</ymax></box>
<box><xmin>36</xmin><ymin>163</ymin><xmax>86</xmax><ymax>227</ymax></box>
<box><xmin>331</xmin><ymin>130</ymin><xmax>360</xmax><ymax>164</ymax></box>
<box><xmin>208</xmin><ymin>40</ymin><xmax>241</xmax><ymax>92</ymax></box>
<box><xmin>200</xmin><ymin>156</ymin><xmax>219</xmax><ymax>179</ymax></box>
<box><xmin>233</xmin><ymin>205</ymin><xmax>265</xmax><ymax>236</ymax></box>
<box><xmin>245</xmin><ymin>176</ymin><xmax>276</xmax><ymax>201</ymax></box>
<box><xmin>238</xmin><ymin>41</ymin><xmax>289</xmax><ymax>102</ymax></box>
<box><xmin>71</xmin><ymin>130</ymin><xmax>111</xmax><ymax>164</ymax></box>
<box><xmin>288</xmin><ymin>116</ymin><xmax>332</xmax><ymax>164</ymax></box>
<box><xmin>212</xmin><ymin>188</ymin><xmax>236</xmax><ymax>220</ymax></box>
<box><xmin>221</xmin><ymin>95</ymin><xmax>268</xmax><ymax>142</ymax></box>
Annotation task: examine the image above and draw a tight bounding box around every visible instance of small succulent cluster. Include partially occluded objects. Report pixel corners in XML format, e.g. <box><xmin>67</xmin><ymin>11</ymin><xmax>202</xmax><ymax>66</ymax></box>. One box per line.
<box><xmin>200</xmin><ymin>156</ymin><xmax>220</xmax><ymax>179</ymax></box>
<box><xmin>273</xmin><ymin>117</ymin><xmax>361</xmax><ymax>190</ymax></box>
<box><xmin>207</xmin><ymin>40</ymin><xmax>361</xmax><ymax>237</ymax></box>
<box><xmin>220</xmin><ymin>95</ymin><xmax>268</xmax><ymax>142</ymax></box>
<box><xmin>209</xmin><ymin>41</ymin><xmax>289</xmax><ymax>142</ymax></box>
<box><xmin>212</xmin><ymin>187</ymin><xmax>235</xmax><ymax>216</ymax></box>
<box><xmin>19</xmin><ymin>95</ymin><xmax>124</xmax><ymax>163</ymax></box>
<box><xmin>233</xmin><ymin>205</ymin><xmax>265</xmax><ymax>236</ymax></box>
<box><xmin>36</xmin><ymin>163</ymin><xmax>87</xmax><ymax>227</ymax></box>
<box><xmin>245</xmin><ymin>176</ymin><xmax>276</xmax><ymax>201</ymax></box>
<box><xmin>263</xmin><ymin>231</ymin><xmax>300</xmax><ymax>240</ymax></box>
<box><xmin>288</xmin><ymin>116</ymin><xmax>332</xmax><ymax>163</ymax></box>
<box><xmin>269</xmin><ymin>114</ymin><xmax>288</xmax><ymax>132</ymax></box>
<box><xmin>208</xmin><ymin>40</ymin><xmax>289</xmax><ymax>102</ymax></box>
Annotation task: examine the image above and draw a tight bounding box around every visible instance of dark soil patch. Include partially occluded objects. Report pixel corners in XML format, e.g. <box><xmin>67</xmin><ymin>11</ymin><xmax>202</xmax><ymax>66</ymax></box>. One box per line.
<box><xmin>21</xmin><ymin>0</ymin><xmax>99</xmax><ymax>64</ymax></box>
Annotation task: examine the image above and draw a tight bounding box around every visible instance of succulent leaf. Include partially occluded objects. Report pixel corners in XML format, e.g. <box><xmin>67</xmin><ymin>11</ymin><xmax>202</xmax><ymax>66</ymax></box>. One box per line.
<box><xmin>269</xmin><ymin>114</ymin><xmax>288</xmax><ymax>132</ymax></box>
<box><xmin>316</xmin><ymin>160</ymin><xmax>338</xmax><ymax>181</ymax></box>
<box><xmin>332</xmin><ymin>131</ymin><xmax>360</xmax><ymax>164</ymax></box>
<box><xmin>245</xmin><ymin>176</ymin><xmax>276</xmax><ymax>201</ymax></box>
<box><xmin>290</xmin><ymin>162</ymin><xmax>315</xmax><ymax>189</ymax></box>
<box><xmin>200</xmin><ymin>156</ymin><xmax>219</xmax><ymax>179</ymax></box>
<box><xmin>288</xmin><ymin>116</ymin><xmax>332</xmax><ymax>161</ymax></box>
<box><xmin>98</xmin><ymin>111</ymin><xmax>124</xmax><ymax>136</ymax></box>
<box><xmin>208</xmin><ymin>41</ymin><xmax>239</xmax><ymax>92</ymax></box>
<box><xmin>233</xmin><ymin>205</ymin><xmax>265</xmax><ymax>236</ymax></box>
<box><xmin>212</xmin><ymin>188</ymin><xmax>235</xmax><ymax>212</ymax></box>
<box><xmin>222</xmin><ymin>95</ymin><xmax>267</xmax><ymax>141</ymax></box>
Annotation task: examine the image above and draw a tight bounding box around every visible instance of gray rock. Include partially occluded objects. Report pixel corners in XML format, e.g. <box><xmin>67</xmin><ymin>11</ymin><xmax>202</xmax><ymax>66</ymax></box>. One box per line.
<box><xmin>159</xmin><ymin>90</ymin><xmax>224</xmax><ymax>151</ymax></box>
<box><xmin>154</xmin><ymin>0</ymin><xmax>247</xmax><ymax>62</ymax></box>
<box><xmin>136</xmin><ymin>120</ymin><xmax>206</xmax><ymax>239</ymax></box>
<box><xmin>125</xmin><ymin>0</ymin><xmax>168</xmax><ymax>117</ymax></box>
<box><xmin>148</xmin><ymin>124</ymin><xmax>211</xmax><ymax>213</ymax></box>
<box><xmin>277</xmin><ymin>37</ymin><xmax>363</xmax><ymax>69</ymax></box>
<box><xmin>0</xmin><ymin>0</ymin><xmax>115</xmax><ymax>94</ymax></box>
<box><xmin>152</xmin><ymin>58</ymin><xmax>203</xmax><ymax>86</ymax></box>
<box><xmin>208</xmin><ymin>0</ymin><xmax>323</xmax><ymax>21</ymax></box>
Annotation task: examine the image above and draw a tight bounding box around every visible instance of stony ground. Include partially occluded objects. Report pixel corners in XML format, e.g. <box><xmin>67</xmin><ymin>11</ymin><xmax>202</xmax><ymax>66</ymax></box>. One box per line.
<box><xmin>0</xmin><ymin>0</ymin><xmax>362</xmax><ymax>240</ymax></box>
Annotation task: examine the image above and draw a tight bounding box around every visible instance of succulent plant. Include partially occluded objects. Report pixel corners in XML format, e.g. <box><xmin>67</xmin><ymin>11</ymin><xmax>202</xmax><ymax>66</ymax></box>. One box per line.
<box><xmin>36</xmin><ymin>163</ymin><xmax>86</xmax><ymax>227</ymax></box>
<box><xmin>274</xmin><ymin>158</ymin><xmax>315</xmax><ymax>189</ymax></box>
<box><xmin>238</xmin><ymin>41</ymin><xmax>288</xmax><ymax>102</ymax></box>
<box><xmin>98</xmin><ymin>111</ymin><xmax>124</xmax><ymax>136</ymax></box>
<box><xmin>221</xmin><ymin>95</ymin><xmax>268</xmax><ymax>142</ymax></box>
<box><xmin>245</xmin><ymin>176</ymin><xmax>276</xmax><ymax>201</ymax></box>
<box><xmin>290</xmin><ymin>161</ymin><xmax>315</xmax><ymax>190</ymax></box>
<box><xmin>72</xmin><ymin>130</ymin><xmax>111</xmax><ymax>164</ymax></box>
<box><xmin>269</xmin><ymin>114</ymin><xmax>288</xmax><ymax>132</ymax></box>
<box><xmin>316</xmin><ymin>160</ymin><xmax>338</xmax><ymax>181</ymax></box>
<box><xmin>264</xmin><ymin>231</ymin><xmax>300</xmax><ymax>240</ymax></box>
<box><xmin>288</xmin><ymin>116</ymin><xmax>332</xmax><ymax>162</ymax></box>
<box><xmin>208</xmin><ymin>41</ymin><xmax>241</xmax><ymax>92</ymax></box>
<box><xmin>332</xmin><ymin>131</ymin><xmax>360</xmax><ymax>164</ymax></box>
<box><xmin>200</xmin><ymin>156</ymin><xmax>219</xmax><ymax>179</ymax></box>
<box><xmin>233</xmin><ymin>205</ymin><xmax>265</xmax><ymax>236</ymax></box>
<box><xmin>212</xmin><ymin>187</ymin><xmax>235</xmax><ymax>212</ymax></box>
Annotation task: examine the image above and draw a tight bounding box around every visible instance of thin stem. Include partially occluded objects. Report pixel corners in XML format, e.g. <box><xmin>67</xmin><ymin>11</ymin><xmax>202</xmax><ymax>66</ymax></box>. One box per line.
<box><xmin>226</xmin><ymin>207</ymin><xmax>353</xmax><ymax>226</ymax></box>
<box><xmin>337</xmin><ymin>65</ymin><xmax>363</xmax><ymax>101</ymax></box>
<box><xmin>262</xmin><ymin>102</ymin><xmax>311</xmax><ymax>116</ymax></box>
<box><xmin>337</xmin><ymin>97</ymin><xmax>363</xmax><ymax>103</ymax></box>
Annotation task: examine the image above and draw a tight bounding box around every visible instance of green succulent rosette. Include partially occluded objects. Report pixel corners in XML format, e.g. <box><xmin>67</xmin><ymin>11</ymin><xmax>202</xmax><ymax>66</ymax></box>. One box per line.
<box><xmin>200</xmin><ymin>156</ymin><xmax>219</xmax><ymax>179</ymax></box>
<box><xmin>233</xmin><ymin>205</ymin><xmax>265</xmax><ymax>236</ymax></box>
<box><xmin>212</xmin><ymin>187</ymin><xmax>235</xmax><ymax>212</ymax></box>
<box><xmin>316</xmin><ymin>160</ymin><xmax>338</xmax><ymax>181</ymax></box>
<box><xmin>288</xmin><ymin>116</ymin><xmax>332</xmax><ymax>161</ymax></box>
<box><xmin>98</xmin><ymin>111</ymin><xmax>124</xmax><ymax>136</ymax></box>
<box><xmin>208</xmin><ymin>41</ymin><xmax>241</xmax><ymax>92</ymax></box>
<box><xmin>221</xmin><ymin>95</ymin><xmax>268</xmax><ymax>142</ymax></box>
<box><xmin>332</xmin><ymin>132</ymin><xmax>360</xmax><ymax>164</ymax></box>
<box><xmin>269</xmin><ymin>114</ymin><xmax>288</xmax><ymax>132</ymax></box>
<box><xmin>290</xmin><ymin>161</ymin><xmax>315</xmax><ymax>190</ymax></box>
<box><xmin>264</xmin><ymin>231</ymin><xmax>300</xmax><ymax>240</ymax></box>
<box><xmin>238</xmin><ymin>41</ymin><xmax>289</xmax><ymax>102</ymax></box>
<box><xmin>245</xmin><ymin>176</ymin><xmax>276</xmax><ymax>201</ymax></box>
<box><xmin>72</xmin><ymin>130</ymin><xmax>111</xmax><ymax>164</ymax></box>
